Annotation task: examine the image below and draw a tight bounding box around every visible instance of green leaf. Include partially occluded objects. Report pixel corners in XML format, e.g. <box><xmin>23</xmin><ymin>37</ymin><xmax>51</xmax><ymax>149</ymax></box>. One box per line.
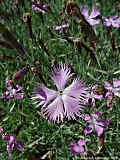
<box><xmin>0</xmin><ymin>22</ymin><xmax>25</xmax><ymax>55</ymax></box>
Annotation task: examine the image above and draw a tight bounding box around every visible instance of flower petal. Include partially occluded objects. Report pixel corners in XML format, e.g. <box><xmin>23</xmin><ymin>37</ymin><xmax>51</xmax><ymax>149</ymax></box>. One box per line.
<box><xmin>104</xmin><ymin>22</ymin><xmax>111</xmax><ymax>27</ymax></box>
<box><xmin>92</xmin><ymin>111</ymin><xmax>101</xmax><ymax>120</ymax></box>
<box><xmin>89</xmin><ymin>7</ymin><xmax>100</xmax><ymax>19</ymax></box>
<box><xmin>5</xmin><ymin>78</ymin><xmax>12</xmax><ymax>90</ymax></box>
<box><xmin>62</xmin><ymin>95</ymin><xmax>84</xmax><ymax>120</ymax></box>
<box><xmin>98</xmin><ymin>119</ymin><xmax>109</xmax><ymax>127</ymax></box>
<box><xmin>88</xmin><ymin>19</ymin><xmax>100</xmax><ymax>26</ymax></box>
<box><xmin>104</xmin><ymin>81</ymin><xmax>112</xmax><ymax>90</ymax></box>
<box><xmin>95</xmin><ymin>125</ymin><xmax>104</xmax><ymax>136</ymax></box>
<box><xmin>15</xmin><ymin>93</ymin><xmax>24</xmax><ymax>99</ymax></box>
<box><xmin>7</xmin><ymin>136</ymin><xmax>15</xmax><ymax>154</ymax></box>
<box><xmin>16</xmin><ymin>140</ymin><xmax>25</xmax><ymax>152</ymax></box>
<box><xmin>113</xmin><ymin>79</ymin><xmax>120</xmax><ymax>88</ymax></box>
<box><xmin>41</xmin><ymin>96</ymin><xmax>64</xmax><ymax>122</ymax></box>
<box><xmin>78</xmin><ymin>139</ymin><xmax>88</xmax><ymax>146</ymax></box>
<box><xmin>2</xmin><ymin>134</ymin><xmax>10</xmax><ymax>140</ymax></box>
<box><xmin>70</xmin><ymin>142</ymin><xmax>85</xmax><ymax>154</ymax></box>
<box><xmin>53</xmin><ymin>23</ymin><xmax>69</xmax><ymax>31</ymax></box>
<box><xmin>51</xmin><ymin>64</ymin><xmax>74</xmax><ymax>90</ymax></box>
<box><xmin>93</xmin><ymin>94</ymin><xmax>103</xmax><ymax>100</ymax></box>
<box><xmin>64</xmin><ymin>78</ymin><xmax>88</xmax><ymax>101</ymax></box>
<box><xmin>81</xmin><ymin>7</ymin><xmax>89</xmax><ymax>18</ymax></box>
<box><xmin>84</xmin><ymin>125</ymin><xmax>93</xmax><ymax>135</ymax></box>
<box><xmin>81</xmin><ymin>114</ymin><xmax>92</xmax><ymax>123</ymax></box>
<box><xmin>32</xmin><ymin>86</ymin><xmax>57</xmax><ymax>107</ymax></box>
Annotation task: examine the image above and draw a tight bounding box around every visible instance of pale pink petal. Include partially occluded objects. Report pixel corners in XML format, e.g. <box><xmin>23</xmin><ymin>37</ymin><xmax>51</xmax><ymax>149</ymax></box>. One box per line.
<box><xmin>112</xmin><ymin>22</ymin><xmax>120</xmax><ymax>28</ymax></box>
<box><xmin>104</xmin><ymin>81</ymin><xmax>112</xmax><ymax>90</ymax></box>
<box><xmin>34</xmin><ymin>86</ymin><xmax>57</xmax><ymax>106</ymax></box>
<box><xmin>70</xmin><ymin>142</ymin><xmax>85</xmax><ymax>154</ymax></box>
<box><xmin>89</xmin><ymin>8</ymin><xmax>100</xmax><ymax>19</ymax></box>
<box><xmin>104</xmin><ymin>22</ymin><xmax>111</xmax><ymax>27</ymax></box>
<box><xmin>78</xmin><ymin>139</ymin><xmax>88</xmax><ymax>146</ymax></box>
<box><xmin>41</xmin><ymin>96</ymin><xmax>64</xmax><ymax>122</ymax></box>
<box><xmin>88</xmin><ymin>19</ymin><xmax>100</xmax><ymax>26</ymax></box>
<box><xmin>113</xmin><ymin>79</ymin><xmax>120</xmax><ymax>88</ymax></box>
<box><xmin>93</xmin><ymin>94</ymin><xmax>103</xmax><ymax>100</ymax></box>
<box><xmin>81</xmin><ymin>7</ymin><xmax>89</xmax><ymax>18</ymax></box>
<box><xmin>64</xmin><ymin>78</ymin><xmax>88</xmax><ymax>100</ymax></box>
<box><xmin>51</xmin><ymin>64</ymin><xmax>74</xmax><ymax>90</ymax></box>
<box><xmin>62</xmin><ymin>95</ymin><xmax>84</xmax><ymax>120</ymax></box>
<box><xmin>95</xmin><ymin>125</ymin><xmax>104</xmax><ymax>136</ymax></box>
<box><xmin>114</xmin><ymin>91</ymin><xmax>120</xmax><ymax>97</ymax></box>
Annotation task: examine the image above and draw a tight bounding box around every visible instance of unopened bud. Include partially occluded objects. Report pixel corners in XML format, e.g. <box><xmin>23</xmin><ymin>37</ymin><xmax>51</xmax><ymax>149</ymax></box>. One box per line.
<box><xmin>13</xmin><ymin>66</ymin><xmax>29</xmax><ymax>81</ymax></box>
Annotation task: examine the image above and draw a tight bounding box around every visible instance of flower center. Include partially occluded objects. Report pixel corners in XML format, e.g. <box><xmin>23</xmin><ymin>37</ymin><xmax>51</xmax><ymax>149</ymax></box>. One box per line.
<box><xmin>59</xmin><ymin>90</ymin><xmax>63</xmax><ymax>96</ymax></box>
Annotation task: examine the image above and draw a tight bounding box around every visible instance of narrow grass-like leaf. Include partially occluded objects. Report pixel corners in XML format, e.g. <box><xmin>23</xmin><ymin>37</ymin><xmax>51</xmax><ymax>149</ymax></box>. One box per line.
<box><xmin>0</xmin><ymin>22</ymin><xmax>25</xmax><ymax>55</ymax></box>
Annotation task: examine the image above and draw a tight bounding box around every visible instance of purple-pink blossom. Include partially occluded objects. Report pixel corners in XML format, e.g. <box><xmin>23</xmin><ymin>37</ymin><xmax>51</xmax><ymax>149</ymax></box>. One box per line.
<box><xmin>81</xmin><ymin>4</ymin><xmax>100</xmax><ymax>26</ymax></box>
<box><xmin>102</xmin><ymin>16</ymin><xmax>120</xmax><ymax>28</ymax></box>
<box><xmin>70</xmin><ymin>139</ymin><xmax>88</xmax><ymax>154</ymax></box>
<box><xmin>31</xmin><ymin>0</ymin><xmax>48</xmax><ymax>13</ymax></box>
<box><xmin>53</xmin><ymin>23</ymin><xmax>70</xmax><ymax>33</ymax></box>
<box><xmin>104</xmin><ymin>79</ymin><xmax>120</xmax><ymax>107</ymax></box>
<box><xmin>104</xmin><ymin>79</ymin><xmax>120</xmax><ymax>97</ymax></box>
<box><xmin>0</xmin><ymin>78</ymin><xmax>24</xmax><ymax>100</ymax></box>
<box><xmin>31</xmin><ymin>64</ymin><xmax>89</xmax><ymax>123</ymax></box>
<box><xmin>2</xmin><ymin>125</ymin><xmax>25</xmax><ymax>154</ymax></box>
<box><xmin>81</xmin><ymin>112</ymin><xmax>109</xmax><ymax>136</ymax></box>
<box><xmin>86</xmin><ymin>84</ymin><xmax>103</xmax><ymax>107</ymax></box>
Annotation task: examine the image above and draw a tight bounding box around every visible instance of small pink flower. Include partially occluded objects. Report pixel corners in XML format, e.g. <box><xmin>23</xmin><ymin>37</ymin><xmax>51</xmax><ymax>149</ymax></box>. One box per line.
<box><xmin>53</xmin><ymin>23</ymin><xmax>70</xmax><ymax>33</ymax></box>
<box><xmin>102</xmin><ymin>16</ymin><xmax>120</xmax><ymax>28</ymax></box>
<box><xmin>2</xmin><ymin>125</ymin><xmax>25</xmax><ymax>154</ymax></box>
<box><xmin>81</xmin><ymin>112</ymin><xmax>109</xmax><ymax>136</ymax></box>
<box><xmin>81</xmin><ymin>4</ymin><xmax>100</xmax><ymax>26</ymax></box>
<box><xmin>104</xmin><ymin>79</ymin><xmax>120</xmax><ymax>97</ymax></box>
<box><xmin>104</xmin><ymin>79</ymin><xmax>120</xmax><ymax>107</ymax></box>
<box><xmin>0</xmin><ymin>78</ymin><xmax>24</xmax><ymax>100</ymax></box>
<box><xmin>86</xmin><ymin>84</ymin><xmax>103</xmax><ymax>107</ymax></box>
<box><xmin>70</xmin><ymin>139</ymin><xmax>88</xmax><ymax>154</ymax></box>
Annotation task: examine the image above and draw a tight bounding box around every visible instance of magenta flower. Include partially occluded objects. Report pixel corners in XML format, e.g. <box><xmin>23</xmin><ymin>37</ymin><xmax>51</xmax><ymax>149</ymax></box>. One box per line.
<box><xmin>104</xmin><ymin>79</ymin><xmax>120</xmax><ymax>97</ymax></box>
<box><xmin>81</xmin><ymin>4</ymin><xmax>100</xmax><ymax>26</ymax></box>
<box><xmin>31</xmin><ymin>64</ymin><xmax>89</xmax><ymax>122</ymax></box>
<box><xmin>0</xmin><ymin>78</ymin><xmax>24</xmax><ymax>100</ymax></box>
<box><xmin>81</xmin><ymin>112</ymin><xmax>109</xmax><ymax>136</ymax></box>
<box><xmin>31</xmin><ymin>0</ymin><xmax>48</xmax><ymax>13</ymax></box>
<box><xmin>86</xmin><ymin>84</ymin><xmax>103</xmax><ymax>107</ymax></box>
<box><xmin>53</xmin><ymin>23</ymin><xmax>70</xmax><ymax>33</ymax></box>
<box><xmin>2</xmin><ymin>125</ymin><xmax>25</xmax><ymax>154</ymax></box>
<box><xmin>70</xmin><ymin>139</ymin><xmax>88</xmax><ymax>154</ymax></box>
<box><xmin>102</xmin><ymin>16</ymin><xmax>120</xmax><ymax>28</ymax></box>
<box><xmin>104</xmin><ymin>79</ymin><xmax>120</xmax><ymax>107</ymax></box>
